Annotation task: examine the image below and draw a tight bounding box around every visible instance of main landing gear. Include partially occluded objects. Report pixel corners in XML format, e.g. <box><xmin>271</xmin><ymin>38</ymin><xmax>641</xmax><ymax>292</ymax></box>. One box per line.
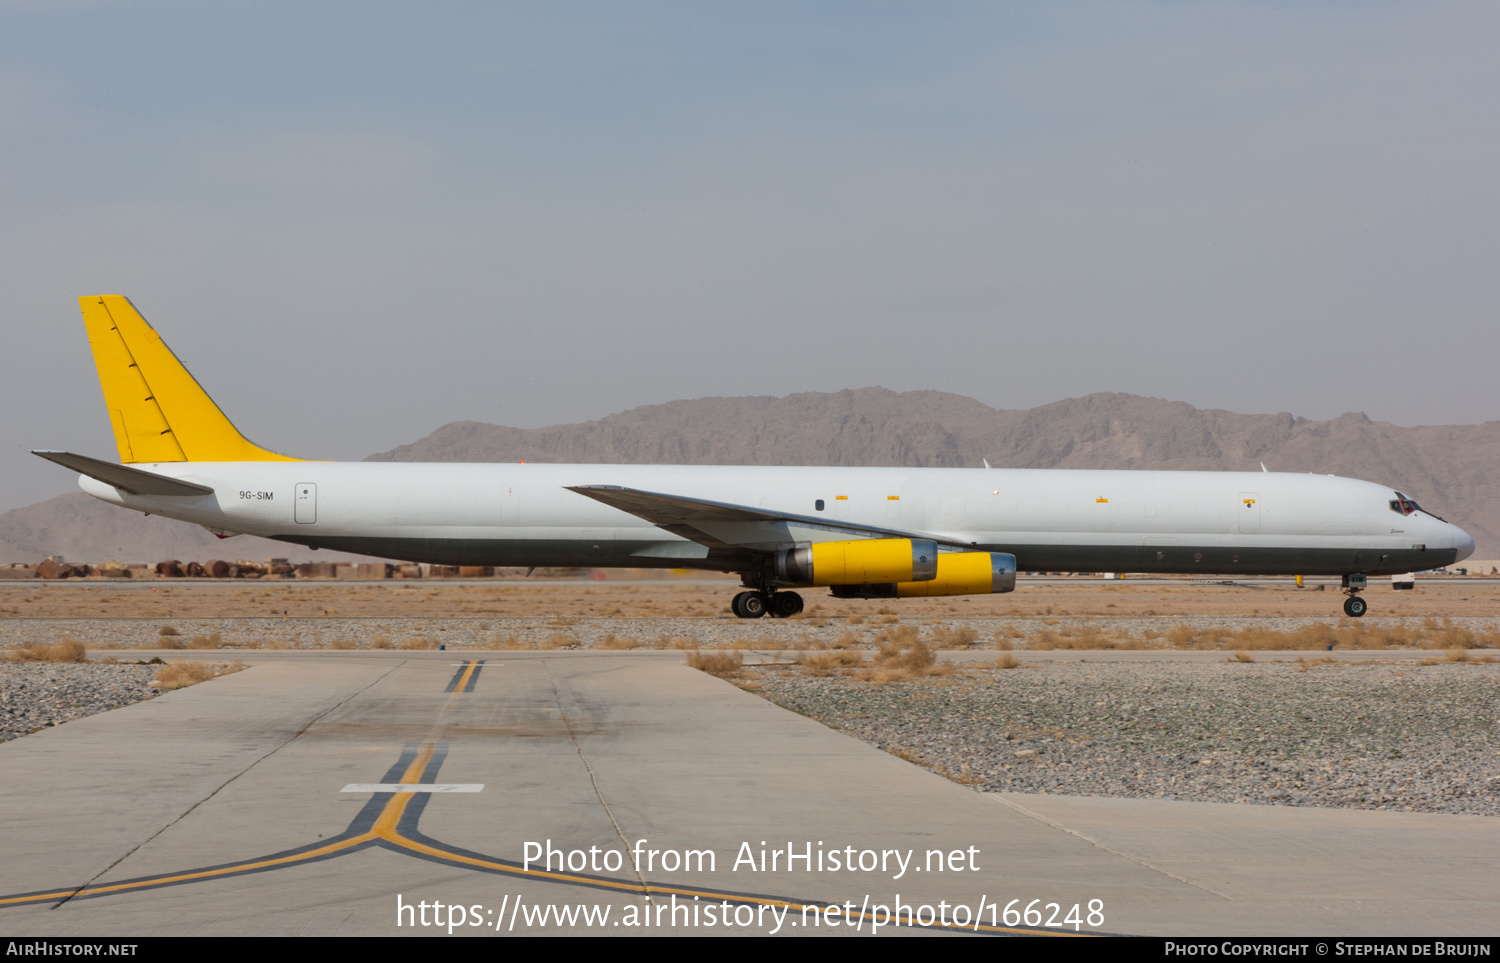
<box><xmin>731</xmin><ymin>590</ymin><xmax>804</xmax><ymax>619</ymax></box>
<box><xmin>1341</xmin><ymin>573</ymin><xmax>1368</xmax><ymax>618</ymax></box>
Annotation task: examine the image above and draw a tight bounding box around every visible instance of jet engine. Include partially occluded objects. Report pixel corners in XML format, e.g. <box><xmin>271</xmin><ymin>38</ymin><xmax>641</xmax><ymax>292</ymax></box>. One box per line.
<box><xmin>775</xmin><ymin>538</ymin><xmax>938</xmax><ymax>586</ymax></box>
<box><xmin>828</xmin><ymin>551</ymin><xmax>1017</xmax><ymax>598</ymax></box>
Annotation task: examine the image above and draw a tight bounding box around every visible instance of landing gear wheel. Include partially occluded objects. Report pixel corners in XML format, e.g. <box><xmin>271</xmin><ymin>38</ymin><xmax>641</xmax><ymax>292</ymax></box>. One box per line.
<box><xmin>770</xmin><ymin>591</ymin><xmax>804</xmax><ymax>619</ymax></box>
<box><xmin>1343</xmin><ymin>595</ymin><xmax>1367</xmax><ymax>618</ymax></box>
<box><xmin>731</xmin><ymin>591</ymin><xmax>767</xmax><ymax>619</ymax></box>
<box><xmin>742</xmin><ymin>593</ymin><xmax>768</xmax><ymax>619</ymax></box>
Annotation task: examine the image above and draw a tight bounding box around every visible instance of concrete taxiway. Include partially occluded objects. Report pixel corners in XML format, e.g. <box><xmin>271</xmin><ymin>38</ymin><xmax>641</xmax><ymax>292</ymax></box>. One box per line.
<box><xmin>0</xmin><ymin>651</ymin><xmax>1495</xmax><ymax>936</ymax></box>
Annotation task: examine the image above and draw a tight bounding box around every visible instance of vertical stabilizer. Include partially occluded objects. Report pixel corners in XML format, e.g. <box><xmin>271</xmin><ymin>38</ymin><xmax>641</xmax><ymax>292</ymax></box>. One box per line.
<box><xmin>79</xmin><ymin>296</ymin><xmax>299</xmax><ymax>463</ymax></box>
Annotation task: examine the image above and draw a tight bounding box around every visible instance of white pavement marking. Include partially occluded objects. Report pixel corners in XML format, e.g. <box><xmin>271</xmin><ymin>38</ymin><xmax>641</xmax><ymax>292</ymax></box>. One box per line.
<box><xmin>340</xmin><ymin>784</ymin><xmax>484</xmax><ymax>793</ymax></box>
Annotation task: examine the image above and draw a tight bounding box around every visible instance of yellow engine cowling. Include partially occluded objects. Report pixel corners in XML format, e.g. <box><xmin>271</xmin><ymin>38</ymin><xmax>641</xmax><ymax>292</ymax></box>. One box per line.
<box><xmin>827</xmin><ymin>552</ymin><xmax>1017</xmax><ymax>598</ymax></box>
<box><xmin>897</xmin><ymin>551</ymin><xmax>1016</xmax><ymax>596</ymax></box>
<box><xmin>776</xmin><ymin>538</ymin><xmax>938</xmax><ymax>586</ymax></box>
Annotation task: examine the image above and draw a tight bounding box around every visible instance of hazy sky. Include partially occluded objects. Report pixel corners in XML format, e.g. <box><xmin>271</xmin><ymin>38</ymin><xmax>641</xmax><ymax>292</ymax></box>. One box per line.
<box><xmin>3</xmin><ymin>2</ymin><xmax>1497</xmax><ymax>512</ymax></box>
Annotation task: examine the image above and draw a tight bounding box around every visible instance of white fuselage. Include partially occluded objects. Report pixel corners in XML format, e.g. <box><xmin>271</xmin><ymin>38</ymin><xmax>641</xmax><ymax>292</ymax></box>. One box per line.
<box><xmin>78</xmin><ymin>462</ymin><xmax>1473</xmax><ymax>577</ymax></box>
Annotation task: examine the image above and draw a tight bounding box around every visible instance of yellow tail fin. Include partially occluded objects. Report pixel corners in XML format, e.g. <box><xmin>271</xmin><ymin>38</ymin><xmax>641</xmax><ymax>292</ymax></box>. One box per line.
<box><xmin>79</xmin><ymin>296</ymin><xmax>299</xmax><ymax>464</ymax></box>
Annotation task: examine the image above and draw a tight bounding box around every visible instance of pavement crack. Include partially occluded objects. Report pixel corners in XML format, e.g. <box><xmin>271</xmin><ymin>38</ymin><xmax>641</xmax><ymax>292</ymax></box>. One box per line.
<box><xmin>49</xmin><ymin>660</ymin><xmax>405</xmax><ymax>910</ymax></box>
<box><xmin>988</xmin><ymin>794</ymin><xmax>1235</xmax><ymax>901</ymax></box>
<box><xmin>542</xmin><ymin>658</ymin><xmax>650</xmax><ymax>899</ymax></box>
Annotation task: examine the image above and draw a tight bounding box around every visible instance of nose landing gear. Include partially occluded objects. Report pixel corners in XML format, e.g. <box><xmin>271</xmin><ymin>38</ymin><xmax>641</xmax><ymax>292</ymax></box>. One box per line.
<box><xmin>1341</xmin><ymin>573</ymin><xmax>1368</xmax><ymax>618</ymax></box>
<box><xmin>730</xmin><ymin>590</ymin><xmax>804</xmax><ymax>619</ymax></box>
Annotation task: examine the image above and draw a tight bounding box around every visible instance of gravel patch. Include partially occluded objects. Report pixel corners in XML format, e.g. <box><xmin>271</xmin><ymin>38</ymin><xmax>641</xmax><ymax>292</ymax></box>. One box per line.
<box><xmin>0</xmin><ymin>662</ymin><xmax>161</xmax><ymax>743</ymax></box>
<box><xmin>743</xmin><ymin>660</ymin><xmax>1500</xmax><ymax>816</ymax></box>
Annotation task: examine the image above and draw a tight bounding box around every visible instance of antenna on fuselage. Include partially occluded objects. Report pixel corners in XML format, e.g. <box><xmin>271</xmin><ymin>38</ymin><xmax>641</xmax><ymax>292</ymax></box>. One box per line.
<box><xmin>983</xmin><ymin>459</ymin><xmax>991</xmax><ymax>469</ymax></box>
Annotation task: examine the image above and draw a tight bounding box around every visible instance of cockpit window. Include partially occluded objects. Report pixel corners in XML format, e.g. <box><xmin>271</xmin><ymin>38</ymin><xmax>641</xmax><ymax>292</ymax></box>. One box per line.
<box><xmin>1389</xmin><ymin>493</ymin><xmax>1420</xmax><ymax>516</ymax></box>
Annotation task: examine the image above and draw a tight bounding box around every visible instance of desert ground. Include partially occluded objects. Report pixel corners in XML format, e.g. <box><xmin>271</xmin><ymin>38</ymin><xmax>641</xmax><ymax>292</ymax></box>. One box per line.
<box><xmin>4</xmin><ymin>576</ymin><xmax>1497</xmax><ymax>819</ymax></box>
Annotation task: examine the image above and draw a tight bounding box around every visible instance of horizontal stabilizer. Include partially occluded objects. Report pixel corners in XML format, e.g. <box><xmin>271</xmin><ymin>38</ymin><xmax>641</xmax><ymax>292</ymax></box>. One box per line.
<box><xmin>30</xmin><ymin>450</ymin><xmax>215</xmax><ymax>497</ymax></box>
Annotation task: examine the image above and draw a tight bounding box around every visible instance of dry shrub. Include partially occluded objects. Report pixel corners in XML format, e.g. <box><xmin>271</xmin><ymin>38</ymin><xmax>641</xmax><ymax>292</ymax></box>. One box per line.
<box><xmin>1167</xmin><ymin>625</ymin><xmax>1205</xmax><ymax>647</ymax></box>
<box><xmin>861</xmin><ymin>625</ymin><xmax>950</xmax><ymax>682</ymax></box>
<box><xmin>686</xmin><ymin>650</ymin><xmax>743</xmax><ymax>678</ymax></box>
<box><xmin>1231</xmin><ymin>622</ymin><xmax>1376</xmax><ymax>651</ymax></box>
<box><xmin>846</xmin><ymin>614</ymin><xmax>865</xmax><ymax>625</ymax></box>
<box><xmin>800</xmin><ymin>650</ymin><xmax>865</xmax><ymax>676</ymax></box>
<box><xmin>492</xmin><ymin>633</ymin><xmax>524</xmax><ymax>649</ymax></box>
<box><xmin>187</xmin><ymin>632</ymin><xmax>223</xmax><ymax>649</ymax></box>
<box><xmin>1230</xmin><ymin>651</ymin><xmax>1256</xmax><ymax>663</ymax></box>
<box><xmin>156</xmin><ymin>633</ymin><xmax>185</xmax><ymax>650</ymax></box>
<box><xmin>330</xmin><ymin>637</ymin><xmax>356</xmax><ymax>650</ymax></box>
<box><xmin>539</xmin><ymin>632</ymin><xmax>579</xmax><ymax>649</ymax></box>
<box><xmin>995</xmin><ymin>652</ymin><xmax>1021</xmax><ymax>670</ymax></box>
<box><xmin>597</xmin><ymin>633</ymin><xmax>639</xmax><ymax>650</ymax></box>
<box><xmin>1418</xmin><ymin>618</ymin><xmax>1500</xmax><ymax>650</ymax></box>
<box><xmin>1028</xmin><ymin>625</ymin><xmax>1152</xmax><ymax>650</ymax></box>
<box><xmin>876</xmin><ymin>614</ymin><xmax>900</xmax><ymax>624</ymax></box>
<box><xmin>153</xmin><ymin>661</ymin><xmax>246</xmax><ymax>689</ymax></box>
<box><xmin>400</xmin><ymin>636</ymin><xmax>438</xmax><ymax>650</ymax></box>
<box><xmin>6</xmin><ymin>639</ymin><xmax>87</xmax><ymax>663</ymax></box>
<box><xmin>873</xmin><ymin>625</ymin><xmax>931</xmax><ymax>667</ymax></box>
<box><xmin>1149</xmin><ymin>620</ymin><xmax>1457</xmax><ymax>652</ymax></box>
<box><xmin>158</xmin><ymin>626</ymin><xmax>179</xmax><ymax>637</ymax></box>
<box><xmin>1069</xmin><ymin>625</ymin><xmax>1133</xmax><ymax>649</ymax></box>
<box><xmin>927</xmin><ymin>626</ymin><xmax>979</xmax><ymax>649</ymax></box>
<box><xmin>372</xmin><ymin>635</ymin><xmax>393</xmax><ymax>649</ymax></box>
<box><xmin>829</xmin><ymin>631</ymin><xmax>862</xmax><ymax>649</ymax></box>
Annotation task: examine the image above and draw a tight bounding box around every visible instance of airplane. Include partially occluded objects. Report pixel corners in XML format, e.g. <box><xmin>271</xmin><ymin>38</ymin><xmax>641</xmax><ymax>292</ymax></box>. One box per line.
<box><xmin>33</xmin><ymin>296</ymin><xmax>1475</xmax><ymax>620</ymax></box>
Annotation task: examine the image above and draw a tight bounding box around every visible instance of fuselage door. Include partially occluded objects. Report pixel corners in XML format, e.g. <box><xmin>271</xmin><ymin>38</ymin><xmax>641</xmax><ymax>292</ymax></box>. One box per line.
<box><xmin>295</xmin><ymin>483</ymin><xmax>317</xmax><ymax>524</ymax></box>
<box><xmin>1238</xmin><ymin>492</ymin><xmax>1260</xmax><ymax>534</ymax></box>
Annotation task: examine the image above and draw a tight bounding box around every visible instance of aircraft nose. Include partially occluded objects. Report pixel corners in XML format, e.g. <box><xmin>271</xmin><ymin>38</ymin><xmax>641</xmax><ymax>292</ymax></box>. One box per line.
<box><xmin>1452</xmin><ymin>524</ymin><xmax>1476</xmax><ymax>562</ymax></box>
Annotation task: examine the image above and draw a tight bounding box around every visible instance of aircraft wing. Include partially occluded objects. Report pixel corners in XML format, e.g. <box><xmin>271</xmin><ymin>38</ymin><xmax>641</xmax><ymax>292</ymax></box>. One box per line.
<box><xmin>30</xmin><ymin>450</ymin><xmax>215</xmax><ymax>497</ymax></box>
<box><xmin>566</xmin><ymin>485</ymin><xmax>970</xmax><ymax>556</ymax></box>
